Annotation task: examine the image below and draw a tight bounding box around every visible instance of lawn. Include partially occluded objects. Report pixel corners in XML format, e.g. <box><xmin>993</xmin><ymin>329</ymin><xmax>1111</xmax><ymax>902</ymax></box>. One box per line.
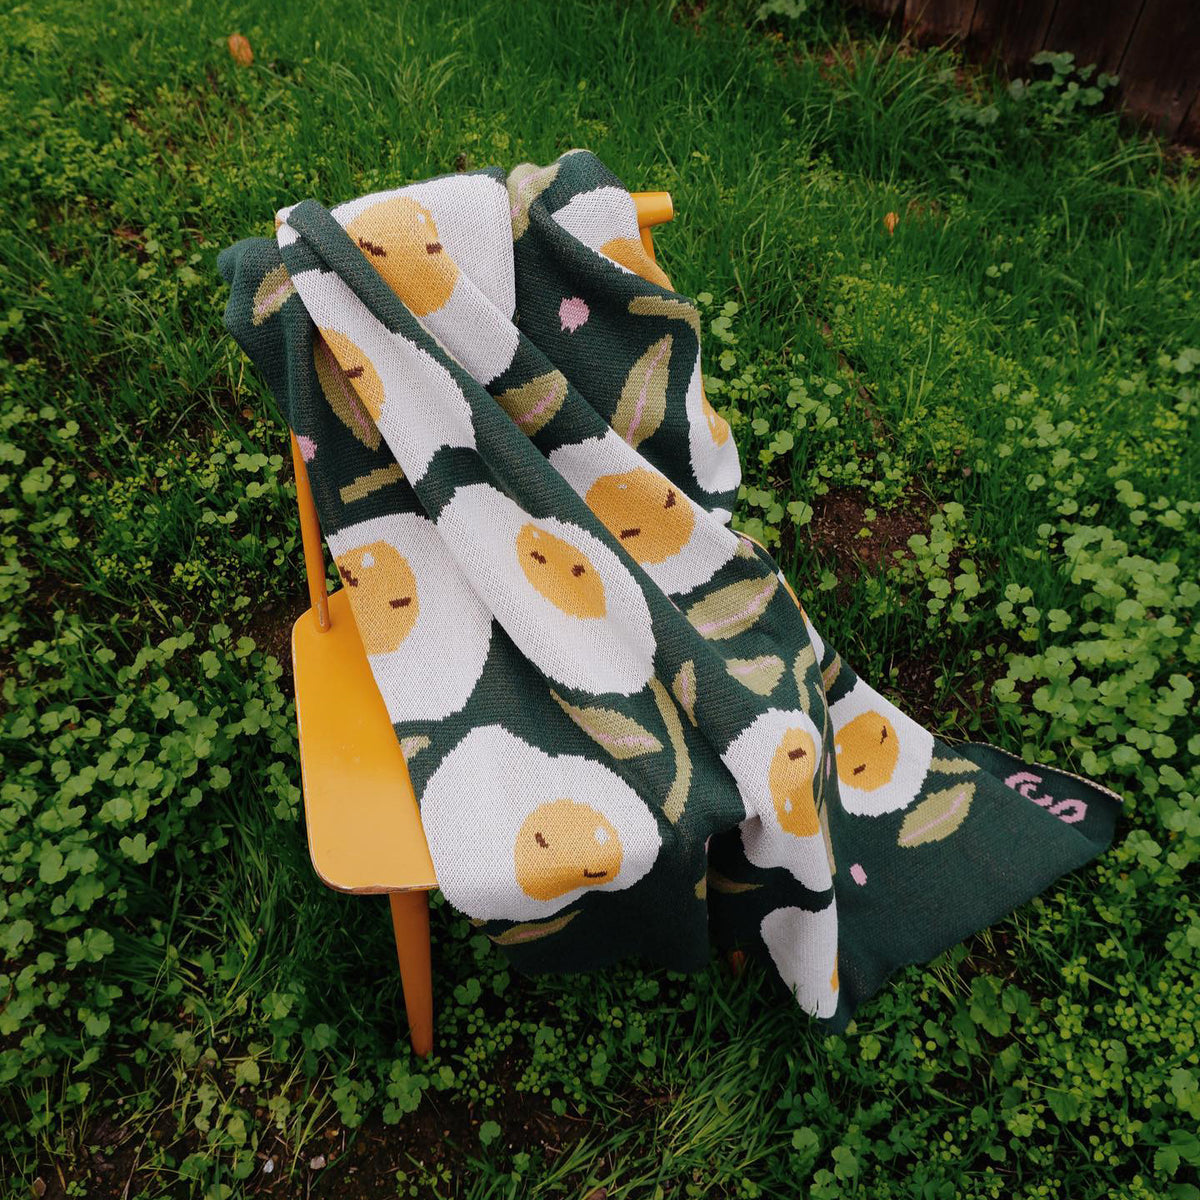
<box><xmin>2</xmin><ymin>0</ymin><xmax>1198</xmax><ymax>1196</ymax></box>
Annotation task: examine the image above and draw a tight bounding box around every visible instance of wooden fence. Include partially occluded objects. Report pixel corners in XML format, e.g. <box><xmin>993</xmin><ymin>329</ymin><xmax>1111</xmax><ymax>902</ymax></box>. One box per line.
<box><xmin>851</xmin><ymin>0</ymin><xmax>1200</xmax><ymax>142</ymax></box>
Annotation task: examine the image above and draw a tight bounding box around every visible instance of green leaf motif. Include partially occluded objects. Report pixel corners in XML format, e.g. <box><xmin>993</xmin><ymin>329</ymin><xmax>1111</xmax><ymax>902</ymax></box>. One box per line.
<box><xmin>551</xmin><ymin>691</ymin><xmax>663</xmax><ymax>758</ymax></box>
<box><xmin>399</xmin><ymin>735</ymin><xmax>431</xmax><ymax>759</ymax></box>
<box><xmin>340</xmin><ymin>463</ymin><xmax>405</xmax><ymax>506</ymax></box>
<box><xmin>687</xmin><ymin>573</ymin><xmax>778</xmax><ymax>640</ymax></box>
<box><xmin>613</xmin><ymin>335</ymin><xmax>672</xmax><ymax>448</ymax></box>
<box><xmin>897</xmin><ymin>783</ymin><xmax>976</xmax><ymax>848</ymax></box>
<box><xmin>649</xmin><ymin>678</ymin><xmax>691</xmax><ymax>824</ymax></box>
<box><xmin>314</xmin><ymin>336</ymin><xmax>381</xmax><ymax>451</ymax></box>
<box><xmin>793</xmin><ymin>643</ymin><xmax>817</xmax><ymax>678</ymax></box>
<box><xmin>251</xmin><ymin>263</ymin><xmax>295</xmax><ymax>326</ymax></box>
<box><xmin>507</xmin><ymin>161</ymin><xmax>560</xmax><ymax>239</ymax></box>
<box><xmin>628</xmin><ymin>295</ymin><xmax>701</xmax><ymax>335</ymax></box>
<box><xmin>821</xmin><ymin>653</ymin><xmax>842</xmax><ymax>693</ymax></box>
<box><xmin>707</xmin><ymin>869</ymin><xmax>762</xmax><ymax>895</ymax></box>
<box><xmin>489</xmin><ymin>909</ymin><xmax>579</xmax><ymax>946</ymax></box>
<box><xmin>819</xmin><ymin>798</ymin><xmax>836</xmax><ymax>876</ymax></box>
<box><xmin>929</xmin><ymin>755</ymin><xmax>979</xmax><ymax>776</ymax></box>
<box><xmin>672</xmin><ymin>660</ymin><xmax>698</xmax><ymax>726</ymax></box>
<box><xmin>495</xmin><ymin>370</ymin><xmax>568</xmax><ymax>436</ymax></box>
<box><xmin>726</xmin><ymin>654</ymin><xmax>785</xmax><ymax>695</ymax></box>
<box><xmin>794</xmin><ymin>644</ymin><xmax>818</xmax><ymax>713</ymax></box>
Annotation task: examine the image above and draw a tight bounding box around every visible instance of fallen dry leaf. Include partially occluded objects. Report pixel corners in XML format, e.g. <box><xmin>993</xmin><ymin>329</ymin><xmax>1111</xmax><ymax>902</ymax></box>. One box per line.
<box><xmin>228</xmin><ymin>33</ymin><xmax>253</xmax><ymax>66</ymax></box>
<box><xmin>884</xmin><ymin>211</ymin><xmax>899</xmax><ymax>235</ymax></box>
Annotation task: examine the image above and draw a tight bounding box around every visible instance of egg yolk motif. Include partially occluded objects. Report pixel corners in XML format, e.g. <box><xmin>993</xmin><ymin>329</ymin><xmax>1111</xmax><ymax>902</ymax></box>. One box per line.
<box><xmin>334</xmin><ymin>540</ymin><xmax>419</xmax><ymax>656</ymax></box>
<box><xmin>516</xmin><ymin>524</ymin><xmax>607</xmax><ymax>619</ymax></box>
<box><xmin>585</xmin><ymin>468</ymin><xmax>695</xmax><ymax>565</ymax></box>
<box><xmin>835</xmin><ymin>710</ymin><xmax>900</xmax><ymax>792</ymax></box>
<box><xmin>514</xmin><ymin>798</ymin><xmax>624</xmax><ymax>902</ymax></box>
<box><xmin>317</xmin><ymin>328</ymin><xmax>386</xmax><ymax>422</ymax></box>
<box><xmin>768</xmin><ymin>727</ymin><xmax>820</xmax><ymax>837</ymax></box>
<box><xmin>598</xmin><ymin>236</ymin><xmax>673</xmax><ymax>290</ymax></box>
<box><xmin>345</xmin><ymin>196</ymin><xmax>460</xmax><ymax>317</ymax></box>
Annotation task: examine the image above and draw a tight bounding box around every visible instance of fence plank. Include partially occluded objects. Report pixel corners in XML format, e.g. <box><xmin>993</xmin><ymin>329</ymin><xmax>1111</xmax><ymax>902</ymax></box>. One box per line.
<box><xmin>966</xmin><ymin>0</ymin><xmax>1057</xmax><ymax>67</ymax></box>
<box><xmin>846</xmin><ymin>0</ymin><xmax>1200</xmax><ymax>140</ymax></box>
<box><xmin>1118</xmin><ymin>0</ymin><xmax>1200</xmax><ymax>137</ymax></box>
<box><xmin>903</xmin><ymin>0</ymin><xmax>976</xmax><ymax>42</ymax></box>
<box><xmin>1042</xmin><ymin>0</ymin><xmax>1145</xmax><ymax>73</ymax></box>
<box><xmin>1179</xmin><ymin>93</ymin><xmax>1200</xmax><ymax>146</ymax></box>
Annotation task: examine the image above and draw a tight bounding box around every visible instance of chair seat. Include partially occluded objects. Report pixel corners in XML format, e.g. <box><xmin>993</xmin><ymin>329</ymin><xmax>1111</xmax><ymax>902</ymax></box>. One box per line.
<box><xmin>292</xmin><ymin>587</ymin><xmax>436</xmax><ymax>893</ymax></box>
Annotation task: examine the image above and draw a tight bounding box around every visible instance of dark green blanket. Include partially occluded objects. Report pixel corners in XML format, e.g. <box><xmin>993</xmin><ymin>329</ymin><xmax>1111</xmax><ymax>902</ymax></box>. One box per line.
<box><xmin>219</xmin><ymin>150</ymin><xmax>1120</xmax><ymax>1028</ymax></box>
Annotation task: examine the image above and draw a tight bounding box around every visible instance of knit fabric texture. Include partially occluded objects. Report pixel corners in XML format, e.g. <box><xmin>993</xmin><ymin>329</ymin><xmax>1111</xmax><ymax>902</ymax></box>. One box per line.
<box><xmin>218</xmin><ymin>150</ymin><xmax>1121</xmax><ymax>1028</ymax></box>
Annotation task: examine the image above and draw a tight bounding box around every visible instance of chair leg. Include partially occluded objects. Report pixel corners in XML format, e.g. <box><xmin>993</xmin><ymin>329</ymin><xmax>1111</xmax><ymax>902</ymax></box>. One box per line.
<box><xmin>388</xmin><ymin>890</ymin><xmax>433</xmax><ymax>1057</ymax></box>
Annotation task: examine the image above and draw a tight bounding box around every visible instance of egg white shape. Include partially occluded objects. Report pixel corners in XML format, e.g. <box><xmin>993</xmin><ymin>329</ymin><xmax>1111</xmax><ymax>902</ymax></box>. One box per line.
<box><xmin>420</xmin><ymin>724</ymin><xmax>663</xmax><ymax>921</ymax></box>
<box><xmin>549</xmin><ymin>429</ymin><xmax>738</xmax><ymax>596</ymax></box>
<box><xmin>335</xmin><ymin>174</ymin><xmax>515</xmax><ymax>317</ymax></box>
<box><xmin>334</xmin><ymin>178</ymin><xmax>518</xmax><ymax>384</ymax></box>
<box><xmin>436</xmin><ymin>483</ymin><xmax>657</xmax><ymax>696</ymax></box>
<box><xmin>286</xmin><ymin>267</ymin><xmax>475</xmax><ymax>486</ymax></box>
<box><xmin>760</xmin><ymin>900</ymin><xmax>840</xmax><ymax>1019</ymax></box>
<box><xmin>417</xmin><ymin>274</ymin><xmax>520</xmax><ymax>387</ymax></box>
<box><xmin>685</xmin><ymin>351</ymin><xmax>741</xmax><ymax>497</ymax></box>
<box><xmin>550</xmin><ymin>186</ymin><xmax>641</xmax><ymax>263</ymax></box>
<box><xmin>280</xmin><ymin>173</ymin><xmax>516</xmax><ymax>319</ymax></box>
<box><xmin>829</xmin><ymin>678</ymin><xmax>934</xmax><ymax>817</ymax></box>
<box><xmin>722</xmin><ymin>708</ymin><xmax>831</xmax><ymax>894</ymax></box>
<box><xmin>326</xmin><ymin>513</ymin><xmax>492</xmax><ymax>723</ymax></box>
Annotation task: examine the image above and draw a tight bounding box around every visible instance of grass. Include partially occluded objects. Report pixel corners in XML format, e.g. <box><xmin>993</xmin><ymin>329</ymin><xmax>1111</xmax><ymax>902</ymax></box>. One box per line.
<box><xmin>1</xmin><ymin>0</ymin><xmax>1198</xmax><ymax>1196</ymax></box>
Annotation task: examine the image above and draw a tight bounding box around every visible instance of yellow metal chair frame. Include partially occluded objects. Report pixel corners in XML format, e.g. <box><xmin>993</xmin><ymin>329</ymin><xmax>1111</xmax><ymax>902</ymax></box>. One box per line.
<box><xmin>289</xmin><ymin>192</ymin><xmax>675</xmax><ymax>1057</ymax></box>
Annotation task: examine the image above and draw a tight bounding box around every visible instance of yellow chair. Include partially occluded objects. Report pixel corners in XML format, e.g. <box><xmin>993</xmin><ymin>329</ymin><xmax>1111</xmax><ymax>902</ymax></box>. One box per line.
<box><xmin>289</xmin><ymin>191</ymin><xmax>676</xmax><ymax>1057</ymax></box>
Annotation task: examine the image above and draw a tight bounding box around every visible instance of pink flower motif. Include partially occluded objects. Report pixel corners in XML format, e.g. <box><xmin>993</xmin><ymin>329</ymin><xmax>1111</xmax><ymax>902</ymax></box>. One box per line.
<box><xmin>297</xmin><ymin>434</ymin><xmax>317</xmax><ymax>462</ymax></box>
<box><xmin>559</xmin><ymin>296</ymin><xmax>590</xmax><ymax>333</ymax></box>
<box><xmin>850</xmin><ymin>863</ymin><xmax>868</xmax><ymax>886</ymax></box>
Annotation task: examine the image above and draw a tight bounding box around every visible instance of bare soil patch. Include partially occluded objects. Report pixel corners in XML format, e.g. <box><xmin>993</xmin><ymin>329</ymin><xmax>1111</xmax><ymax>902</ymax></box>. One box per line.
<box><xmin>802</xmin><ymin>485</ymin><xmax>934</xmax><ymax>583</ymax></box>
<box><xmin>245</xmin><ymin>596</ymin><xmax>306</xmax><ymax>689</ymax></box>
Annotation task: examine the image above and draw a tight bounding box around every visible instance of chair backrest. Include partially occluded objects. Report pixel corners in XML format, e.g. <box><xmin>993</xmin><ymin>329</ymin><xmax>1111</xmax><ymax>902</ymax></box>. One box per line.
<box><xmin>290</xmin><ymin>191</ymin><xmax>676</xmax><ymax>633</ymax></box>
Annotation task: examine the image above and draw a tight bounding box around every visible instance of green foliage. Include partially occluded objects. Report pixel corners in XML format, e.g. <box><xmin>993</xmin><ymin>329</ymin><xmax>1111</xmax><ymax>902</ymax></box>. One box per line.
<box><xmin>1010</xmin><ymin>51</ymin><xmax>1121</xmax><ymax>127</ymax></box>
<box><xmin>1</xmin><ymin>0</ymin><xmax>1198</xmax><ymax>1196</ymax></box>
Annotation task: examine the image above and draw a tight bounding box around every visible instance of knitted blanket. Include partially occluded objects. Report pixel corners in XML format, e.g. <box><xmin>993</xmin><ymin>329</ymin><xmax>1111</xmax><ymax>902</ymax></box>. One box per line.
<box><xmin>219</xmin><ymin>150</ymin><xmax>1121</xmax><ymax>1028</ymax></box>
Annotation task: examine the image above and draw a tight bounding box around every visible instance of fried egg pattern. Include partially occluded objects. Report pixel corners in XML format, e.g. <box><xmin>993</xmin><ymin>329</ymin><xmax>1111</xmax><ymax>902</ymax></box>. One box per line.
<box><xmin>551</xmin><ymin>185</ymin><xmax>673</xmax><ymax>290</ymax></box>
<box><xmin>760</xmin><ymin>901</ymin><xmax>840</xmax><ymax>1019</ymax></box>
<box><xmin>436</xmin><ymin>483</ymin><xmax>656</xmax><ymax>695</ymax></box>
<box><xmin>325</xmin><ymin>514</ymin><xmax>493</xmax><ymax>723</ymax></box>
<box><xmin>284</xmin><ymin>266</ymin><xmax>475</xmax><ymax>487</ymax></box>
<box><xmin>217</xmin><ymin>150</ymin><xmax>1126</xmax><ymax>1034</ymax></box>
<box><xmin>685</xmin><ymin>352</ymin><xmax>741</xmax><ymax>498</ymax></box>
<box><xmin>829</xmin><ymin>678</ymin><xmax>934</xmax><ymax>817</ymax></box>
<box><xmin>344</xmin><ymin>194</ymin><xmax>461</xmax><ymax>317</ymax></box>
<box><xmin>722</xmin><ymin>708</ymin><xmax>831</xmax><ymax>894</ymax></box>
<box><xmin>420</xmin><ymin>725</ymin><xmax>663</xmax><ymax>921</ymax></box>
<box><xmin>550</xmin><ymin>429</ymin><xmax>739</xmax><ymax>595</ymax></box>
<box><xmin>335</xmin><ymin>177</ymin><xmax>520</xmax><ymax>386</ymax></box>
<box><xmin>280</xmin><ymin>175</ymin><xmax>520</xmax><ymax>386</ymax></box>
